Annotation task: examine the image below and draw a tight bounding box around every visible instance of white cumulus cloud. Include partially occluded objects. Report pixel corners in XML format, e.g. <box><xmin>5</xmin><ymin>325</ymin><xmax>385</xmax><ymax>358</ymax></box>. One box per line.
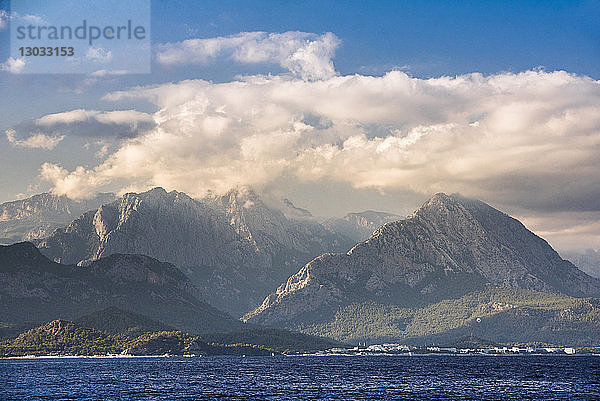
<box><xmin>0</xmin><ymin>57</ymin><xmax>27</xmax><ymax>73</ymax></box>
<box><xmin>9</xmin><ymin>109</ymin><xmax>156</xmax><ymax>141</ymax></box>
<box><xmin>35</xmin><ymin>68</ymin><xmax>600</xmax><ymax>250</ymax></box>
<box><xmin>6</xmin><ymin>129</ymin><xmax>64</xmax><ymax>150</ymax></box>
<box><xmin>40</xmin><ymin>69</ymin><xmax>600</xmax><ymax>214</ymax></box>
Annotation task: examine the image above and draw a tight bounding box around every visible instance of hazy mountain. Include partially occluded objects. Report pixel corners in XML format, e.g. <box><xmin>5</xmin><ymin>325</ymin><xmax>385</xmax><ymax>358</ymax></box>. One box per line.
<box><xmin>0</xmin><ymin>192</ymin><xmax>115</xmax><ymax>244</ymax></box>
<box><xmin>281</xmin><ymin>198</ymin><xmax>313</xmax><ymax>219</ymax></box>
<box><xmin>204</xmin><ymin>186</ymin><xmax>355</xmax><ymax>284</ymax></box>
<box><xmin>245</xmin><ymin>193</ymin><xmax>600</xmax><ymax>339</ymax></box>
<box><xmin>323</xmin><ymin>210</ymin><xmax>401</xmax><ymax>242</ymax></box>
<box><xmin>0</xmin><ymin>242</ymin><xmax>242</xmax><ymax>334</ymax></box>
<box><xmin>563</xmin><ymin>249</ymin><xmax>600</xmax><ymax>279</ymax></box>
<box><xmin>37</xmin><ymin>187</ymin><xmax>353</xmax><ymax>316</ymax></box>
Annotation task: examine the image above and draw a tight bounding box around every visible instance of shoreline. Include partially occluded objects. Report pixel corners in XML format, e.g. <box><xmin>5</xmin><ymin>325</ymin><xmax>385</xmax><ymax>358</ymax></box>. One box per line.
<box><xmin>0</xmin><ymin>354</ymin><xmax>177</xmax><ymax>360</ymax></box>
<box><xmin>3</xmin><ymin>353</ymin><xmax>599</xmax><ymax>360</ymax></box>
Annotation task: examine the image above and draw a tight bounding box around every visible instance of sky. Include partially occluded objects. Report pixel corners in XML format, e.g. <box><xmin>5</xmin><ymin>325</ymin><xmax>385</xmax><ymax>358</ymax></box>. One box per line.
<box><xmin>0</xmin><ymin>0</ymin><xmax>599</xmax><ymax>253</ymax></box>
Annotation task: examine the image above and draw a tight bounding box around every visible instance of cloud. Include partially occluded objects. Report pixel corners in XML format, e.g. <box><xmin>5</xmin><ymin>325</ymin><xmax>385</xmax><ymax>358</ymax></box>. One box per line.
<box><xmin>8</xmin><ymin>110</ymin><xmax>156</xmax><ymax>141</ymax></box>
<box><xmin>40</xmin><ymin>163</ymin><xmax>110</xmax><ymax>199</ymax></box>
<box><xmin>36</xmin><ymin>67</ymin><xmax>600</xmax><ymax>251</ymax></box>
<box><xmin>0</xmin><ymin>57</ymin><xmax>27</xmax><ymax>73</ymax></box>
<box><xmin>6</xmin><ymin>129</ymin><xmax>64</xmax><ymax>150</ymax></box>
<box><xmin>85</xmin><ymin>47</ymin><xmax>113</xmax><ymax>63</ymax></box>
<box><xmin>155</xmin><ymin>31</ymin><xmax>340</xmax><ymax>80</ymax></box>
<box><xmin>0</xmin><ymin>11</ymin><xmax>45</xmax><ymax>30</ymax></box>
<box><xmin>42</xmin><ymin>69</ymin><xmax>600</xmax><ymax>219</ymax></box>
<box><xmin>20</xmin><ymin>14</ymin><xmax>45</xmax><ymax>24</ymax></box>
<box><xmin>89</xmin><ymin>69</ymin><xmax>129</xmax><ymax>77</ymax></box>
<box><xmin>0</xmin><ymin>9</ymin><xmax>8</xmax><ymax>30</ymax></box>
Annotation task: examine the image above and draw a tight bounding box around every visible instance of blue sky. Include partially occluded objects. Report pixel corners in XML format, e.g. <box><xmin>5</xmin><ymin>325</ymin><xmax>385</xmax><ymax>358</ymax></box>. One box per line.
<box><xmin>0</xmin><ymin>0</ymin><xmax>599</xmax><ymax>251</ymax></box>
<box><xmin>150</xmin><ymin>0</ymin><xmax>600</xmax><ymax>78</ymax></box>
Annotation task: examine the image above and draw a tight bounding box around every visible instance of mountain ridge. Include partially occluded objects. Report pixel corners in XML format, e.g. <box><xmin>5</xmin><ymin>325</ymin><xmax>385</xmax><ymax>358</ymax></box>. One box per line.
<box><xmin>245</xmin><ymin>193</ymin><xmax>600</xmax><ymax>329</ymax></box>
<box><xmin>323</xmin><ymin>210</ymin><xmax>401</xmax><ymax>242</ymax></box>
<box><xmin>0</xmin><ymin>192</ymin><xmax>115</xmax><ymax>244</ymax></box>
<box><xmin>36</xmin><ymin>186</ymin><xmax>354</xmax><ymax>316</ymax></box>
<box><xmin>0</xmin><ymin>242</ymin><xmax>243</xmax><ymax>333</ymax></box>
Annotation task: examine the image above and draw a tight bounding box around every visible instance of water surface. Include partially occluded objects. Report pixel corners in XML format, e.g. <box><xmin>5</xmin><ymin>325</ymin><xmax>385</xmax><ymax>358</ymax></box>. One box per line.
<box><xmin>1</xmin><ymin>355</ymin><xmax>599</xmax><ymax>400</ymax></box>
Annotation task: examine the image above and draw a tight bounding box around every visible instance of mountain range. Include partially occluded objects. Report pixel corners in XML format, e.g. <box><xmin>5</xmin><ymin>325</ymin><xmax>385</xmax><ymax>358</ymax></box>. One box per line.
<box><xmin>0</xmin><ymin>242</ymin><xmax>241</xmax><ymax>333</ymax></box>
<box><xmin>245</xmin><ymin>193</ymin><xmax>600</xmax><ymax>344</ymax></box>
<box><xmin>0</xmin><ymin>193</ymin><xmax>114</xmax><ymax>244</ymax></box>
<box><xmin>323</xmin><ymin>210</ymin><xmax>401</xmax><ymax>242</ymax></box>
<box><xmin>34</xmin><ymin>187</ymin><xmax>354</xmax><ymax>316</ymax></box>
<box><xmin>1</xmin><ymin>188</ymin><xmax>600</xmax><ymax>346</ymax></box>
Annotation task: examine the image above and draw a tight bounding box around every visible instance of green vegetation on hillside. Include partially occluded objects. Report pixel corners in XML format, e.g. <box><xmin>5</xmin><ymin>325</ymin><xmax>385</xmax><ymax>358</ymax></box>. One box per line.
<box><xmin>0</xmin><ymin>321</ymin><xmax>129</xmax><ymax>356</ymax></box>
<box><xmin>126</xmin><ymin>331</ymin><xmax>276</xmax><ymax>356</ymax></box>
<box><xmin>200</xmin><ymin>328</ymin><xmax>344</xmax><ymax>354</ymax></box>
<box><xmin>0</xmin><ymin>323</ymin><xmax>277</xmax><ymax>357</ymax></box>
<box><xmin>73</xmin><ymin>307</ymin><xmax>175</xmax><ymax>338</ymax></box>
<box><xmin>0</xmin><ymin>307</ymin><xmax>343</xmax><ymax>356</ymax></box>
<box><xmin>301</xmin><ymin>287</ymin><xmax>600</xmax><ymax>346</ymax></box>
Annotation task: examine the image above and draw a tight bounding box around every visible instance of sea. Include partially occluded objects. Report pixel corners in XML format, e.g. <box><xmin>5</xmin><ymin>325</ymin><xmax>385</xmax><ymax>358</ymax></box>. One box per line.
<box><xmin>1</xmin><ymin>355</ymin><xmax>599</xmax><ymax>400</ymax></box>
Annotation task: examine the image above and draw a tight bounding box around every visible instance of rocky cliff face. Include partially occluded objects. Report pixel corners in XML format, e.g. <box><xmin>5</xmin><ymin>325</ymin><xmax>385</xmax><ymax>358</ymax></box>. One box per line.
<box><xmin>204</xmin><ymin>186</ymin><xmax>354</xmax><ymax>283</ymax></box>
<box><xmin>37</xmin><ymin>187</ymin><xmax>353</xmax><ymax>316</ymax></box>
<box><xmin>323</xmin><ymin>210</ymin><xmax>401</xmax><ymax>242</ymax></box>
<box><xmin>0</xmin><ymin>242</ymin><xmax>242</xmax><ymax>333</ymax></box>
<box><xmin>0</xmin><ymin>193</ymin><xmax>115</xmax><ymax>244</ymax></box>
<box><xmin>36</xmin><ymin>188</ymin><xmax>268</xmax><ymax>315</ymax></box>
<box><xmin>245</xmin><ymin>193</ymin><xmax>600</xmax><ymax>326</ymax></box>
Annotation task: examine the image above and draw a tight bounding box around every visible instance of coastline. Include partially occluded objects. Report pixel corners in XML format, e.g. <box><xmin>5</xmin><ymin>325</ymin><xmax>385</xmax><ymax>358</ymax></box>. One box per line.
<box><xmin>1</xmin><ymin>354</ymin><xmax>179</xmax><ymax>360</ymax></box>
<box><xmin>3</xmin><ymin>353</ymin><xmax>599</xmax><ymax>360</ymax></box>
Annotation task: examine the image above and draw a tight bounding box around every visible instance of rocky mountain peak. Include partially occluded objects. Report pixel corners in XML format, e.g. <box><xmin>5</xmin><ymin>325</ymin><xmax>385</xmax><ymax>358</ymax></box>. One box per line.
<box><xmin>245</xmin><ymin>193</ymin><xmax>600</xmax><ymax>326</ymax></box>
<box><xmin>0</xmin><ymin>192</ymin><xmax>115</xmax><ymax>244</ymax></box>
<box><xmin>227</xmin><ymin>185</ymin><xmax>260</xmax><ymax>202</ymax></box>
<box><xmin>413</xmin><ymin>193</ymin><xmax>467</xmax><ymax>218</ymax></box>
<box><xmin>41</xmin><ymin>320</ymin><xmax>75</xmax><ymax>336</ymax></box>
<box><xmin>281</xmin><ymin>199</ymin><xmax>313</xmax><ymax>219</ymax></box>
<box><xmin>34</xmin><ymin>186</ymin><xmax>353</xmax><ymax>316</ymax></box>
<box><xmin>211</xmin><ymin>186</ymin><xmax>267</xmax><ymax>216</ymax></box>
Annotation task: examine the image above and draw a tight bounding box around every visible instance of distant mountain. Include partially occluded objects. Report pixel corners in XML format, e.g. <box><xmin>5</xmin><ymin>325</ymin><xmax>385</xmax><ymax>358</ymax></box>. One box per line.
<box><xmin>281</xmin><ymin>198</ymin><xmax>313</xmax><ymax>219</ymax></box>
<box><xmin>0</xmin><ymin>192</ymin><xmax>114</xmax><ymax>244</ymax></box>
<box><xmin>324</xmin><ymin>210</ymin><xmax>401</xmax><ymax>242</ymax></box>
<box><xmin>37</xmin><ymin>187</ymin><xmax>353</xmax><ymax>316</ymax></box>
<box><xmin>563</xmin><ymin>249</ymin><xmax>600</xmax><ymax>279</ymax></box>
<box><xmin>245</xmin><ymin>193</ymin><xmax>600</xmax><ymax>344</ymax></box>
<box><xmin>0</xmin><ymin>242</ymin><xmax>242</xmax><ymax>334</ymax></box>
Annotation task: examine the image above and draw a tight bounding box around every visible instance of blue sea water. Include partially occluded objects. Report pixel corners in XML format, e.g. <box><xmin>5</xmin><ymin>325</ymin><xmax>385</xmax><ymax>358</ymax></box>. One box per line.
<box><xmin>1</xmin><ymin>355</ymin><xmax>599</xmax><ymax>400</ymax></box>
